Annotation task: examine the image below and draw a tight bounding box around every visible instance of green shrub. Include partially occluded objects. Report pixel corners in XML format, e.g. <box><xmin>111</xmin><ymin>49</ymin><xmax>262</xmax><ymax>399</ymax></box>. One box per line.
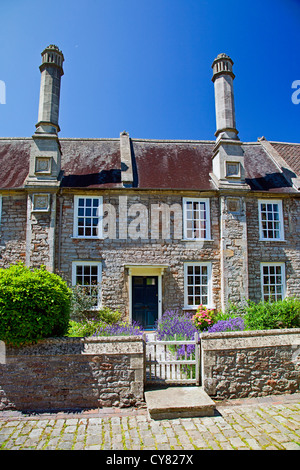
<box><xmin>244</xmin><ymin>297</ymin><xmax>300</xmax><ymax>330</ymax></box>
<box><xmin>70</xmin><ymin>284</ymin><xmax>122</xmax><ymax>324</ymax></box>
<box><xmin>66</xmin><ymin>308</ymin><xmax>122</xmax><ymax>337</ymax></box>
<box><xmin>217</xmin><ymin>301</ymin><xmax>248</xmax><ymax>320</ymax></box>
<box><xmin>69</xmin><ymin>284</ymin><xmax>99</xmax><ymax>320</ymax></box>
<box><xmin>97</xmin><ymin>307</ymin><xmax>122</xmax><ymax>324</ymax></box>
<box><xmin>0</xmin><ymin>263</ymin><xmax>71</xmax><ymax>346</ymax></box>
<box><xmin>67</xmin><ymin>319</ymin><xmax>107</xmax><ymax>337</ymax></box>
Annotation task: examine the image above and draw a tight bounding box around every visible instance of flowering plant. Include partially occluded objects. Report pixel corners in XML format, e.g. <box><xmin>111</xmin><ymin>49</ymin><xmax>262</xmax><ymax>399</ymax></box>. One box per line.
<box><xmin>192</xmin><ymin>305</ymin><xmax>215</xmax><ymax>331</ymax></box>
<box><xmin>156</xmin><ymin>309</ymin><xmax>197</xmax><ymax>341</ymax></box>
<box><xmin>156</xmin><ymin>309</ymin><xmax>198</xmax><ymax>361</ymax></box>
<box><xmin>206</xmin><ymin>317</ymin><xmax>245</xmax><ymax>333</ymax></box>
<box><xmin>95</xmin><ymin>321</ymin><xmax>143</xmax><ymax>337</ymax></box>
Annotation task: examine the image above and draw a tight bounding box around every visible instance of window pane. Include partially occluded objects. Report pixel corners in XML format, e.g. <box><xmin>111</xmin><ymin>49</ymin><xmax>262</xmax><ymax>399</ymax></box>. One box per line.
<box><xmin>91</xmin><ymin>266</ymin><xmax>98</xmax><ymax>276</ymax></box>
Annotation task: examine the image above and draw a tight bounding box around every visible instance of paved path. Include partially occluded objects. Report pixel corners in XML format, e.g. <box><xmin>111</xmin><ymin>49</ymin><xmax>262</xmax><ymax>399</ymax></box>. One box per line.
<box><xmin>0</xmin><ymin>393</ymin><xmax>299</xmax><ymax>451</ymax></box>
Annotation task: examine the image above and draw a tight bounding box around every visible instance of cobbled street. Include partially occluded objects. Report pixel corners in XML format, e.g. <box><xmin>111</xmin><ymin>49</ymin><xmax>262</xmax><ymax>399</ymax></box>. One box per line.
<box><xmin>0</xmin><ymin>393</ymin><xmax>299</xmax><ymax>451</ymax></box>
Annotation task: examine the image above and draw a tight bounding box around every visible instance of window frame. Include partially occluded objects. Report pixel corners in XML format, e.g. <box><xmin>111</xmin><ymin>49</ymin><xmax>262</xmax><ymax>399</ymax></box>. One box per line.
<box><xmin>182</xmin><ymin>197</ymin><xmax>211</xmax><ymax>241</ymax></box>
<box><xmin>258</xmin><ymin>199</ymin><xmax>284</xmax><ymax>241</ymax></box>
<box><xmin>183</xmin><ymin>261</ymin><xmax>212</xmax><ymax>309</ymax></box>
<box><xmin>73</xmin><ymin>195</ymin><xmax>103</xmax><ymax>239</ymax></box>
<box><xmin>71</xmin><ymin>261</ymin><xmax>102</xmax><ymax>309</ymax></box>
<box><xmin>260</xmin><ymin>262</ymin><xmax>286</xmax><ymax>303</ymax></box>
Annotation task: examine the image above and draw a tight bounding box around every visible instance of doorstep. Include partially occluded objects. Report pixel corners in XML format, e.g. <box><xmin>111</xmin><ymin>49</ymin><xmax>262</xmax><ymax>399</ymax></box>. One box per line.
<box><xmin>144</xmin><ymin>386</ymin><xmax>216</xmax><ymax>420</ymax></box>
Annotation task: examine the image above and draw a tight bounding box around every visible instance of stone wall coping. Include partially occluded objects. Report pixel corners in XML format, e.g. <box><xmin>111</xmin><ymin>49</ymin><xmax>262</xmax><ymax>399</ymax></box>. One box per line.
<box><xmin>200</xmin><ymin>328</ymin><xmax>300</xmax><ymax>351</ymax></box>
<box><xmin>5</xmin><ymin>335</ymin><xmax>144</xmax><ymax>356</ymax></box>
<box><xmin>200</xmin><ymin>328</ymin><xmax>300</xmax><ymax>341</ymax></box>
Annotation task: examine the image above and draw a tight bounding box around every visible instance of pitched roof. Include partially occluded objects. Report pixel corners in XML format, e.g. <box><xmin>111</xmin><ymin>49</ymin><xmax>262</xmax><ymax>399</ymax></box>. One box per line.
<box><xmin>60</xmin><ymin>139</ymin><xmax>123</xmax><ymax>189</ymax></box>
<box><xmin>269</xmin><ymin>142</ymin><xmax>300</xmax><ymax>176</ymax></box>
<box><xmin>0</xmin><ymin>139</ymin><xmax>31</xmax><ymax>189</ymax></box>
<box><xmin>0</xmin><ymin>136</ymin><xmax>298</xmax><ymax>193</ymax></box>
<box><xmin>131</xmin><ymin>140</ymin><xmax>216</xmax><ymax>190</ymax></box>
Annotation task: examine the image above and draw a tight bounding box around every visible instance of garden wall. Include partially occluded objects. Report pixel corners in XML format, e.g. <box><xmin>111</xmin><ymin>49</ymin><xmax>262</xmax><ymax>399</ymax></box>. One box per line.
<box><xmin>201</xmin><ymin>328</ymin><xmax>300</xmax><ymax>399</ymax></box>
<box><xmin>0</xmin><ymin>336</ymin><xmax>145</xmax><ymax>412</ymax></box>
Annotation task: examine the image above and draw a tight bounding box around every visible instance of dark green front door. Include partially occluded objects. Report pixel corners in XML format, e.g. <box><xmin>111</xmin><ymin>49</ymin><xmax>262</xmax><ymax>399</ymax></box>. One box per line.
<box><xmin>132</xmin><ymin>276</ymin><xmax>158</xmax><ymax>329</ymax></box>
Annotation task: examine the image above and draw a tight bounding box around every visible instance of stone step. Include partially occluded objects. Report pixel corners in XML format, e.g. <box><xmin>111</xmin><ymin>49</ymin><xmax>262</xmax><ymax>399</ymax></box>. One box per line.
<box><xmin>144</xmin><ymin>386</ymin><xmax>216</xmax><ymax>420</ymax></box>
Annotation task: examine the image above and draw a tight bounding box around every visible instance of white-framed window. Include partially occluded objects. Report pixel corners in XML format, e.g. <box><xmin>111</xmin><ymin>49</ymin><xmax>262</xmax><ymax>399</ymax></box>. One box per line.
<box><xmin>184</xmin><ymin>262</ymin><xmax>212</xmax><ymax>308</ymax></box>
<box><xmin>72</xmin><ymin>261</ymin><xmax>102</xmax><ymax>308</ymax></box>
<box><xmin>73</xmin><ymin>196</ymin><xmax>103</xmax><ymax>238</ymax></box>
<box><xmin>258</xmin><ymin>199</ymin><xmax>284</xmax><ymax>241</ymax></box>
<box><xmin>183</xmin><ymin>198</ymin><xmax>211</xmax><ymax>240</ymax></box>
<box><xmin>261</xmin><ymin>262</ymin><xmax>285</xmax><ymax>302</ymax></box>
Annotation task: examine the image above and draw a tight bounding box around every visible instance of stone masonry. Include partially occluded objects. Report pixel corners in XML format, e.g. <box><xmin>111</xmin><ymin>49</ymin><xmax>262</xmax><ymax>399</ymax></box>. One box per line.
<box><xmin>201</xmin><ymin>328</ymin><xmax>300</xmax><ymax>399</ymax></box>
<box><xmin>0</xmin><ymin>336</ymin><xmax>145</xmax><ymax>411</ymax></box>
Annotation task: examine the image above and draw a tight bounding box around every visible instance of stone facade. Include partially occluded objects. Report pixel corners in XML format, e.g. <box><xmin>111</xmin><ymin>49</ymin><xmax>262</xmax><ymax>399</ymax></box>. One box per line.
<box><xmin>201</xmin><ymin>328</ymin><xmax>300</xmax><ymax>399</ymax></box>
<box><xmin>247</xmin><ymin>196</ymin><xmax>300</xmax><ymax>303</ymax></box>
<box><xmin>0</xmin><ymin>189</ymin><xmax>299</xmax><ymax>321</ymax></box>
<box><xmin>55</xmin><ymin>191</ymin><xmax>221</xmax><ymax>316</ymax></box>
<box><xmin>0</xmin><ymin>193</ymin><xmax>27</xmax><ymax>267</ymax></box>
<box><xmin>0</xmin><ymin>336</ymin><xmax>144</xmax><ymax>411</ymax></box>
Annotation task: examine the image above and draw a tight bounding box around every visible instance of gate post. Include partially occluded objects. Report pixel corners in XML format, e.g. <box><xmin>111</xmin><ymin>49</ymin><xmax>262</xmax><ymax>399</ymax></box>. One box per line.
<box><xmin>195</xmin><ymin>332</ymin><xmax>200</xmax><ymax>386</ymax></box>
<box><xmin>142</xmin><ymin>332</ymin><xmax>147</xmax><ymax>386</ymax></box>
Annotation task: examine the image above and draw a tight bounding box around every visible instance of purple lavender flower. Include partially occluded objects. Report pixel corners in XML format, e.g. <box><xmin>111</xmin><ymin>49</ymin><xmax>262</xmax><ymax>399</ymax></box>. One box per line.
<box><xmin>156</xmin><ymin>309</ymin><xmax>197</xmax><ymax>341</ymax></box>
<box><xmin>95</xmin><ymin>321</ymin><xmax>143</xmax><ymax>337</ymax></box>
<box><xmin>176</xmin><ymin>343</ymin><xmax>195</xmax><ymax>360</ymax></box>
<box><xmin>156</xmin><ymin>309</ymin><xmax>198</xmax><ymax>360</ymax></box>
<box><xmin>206</xmin><ymin>317</ymin><xmax>245</xmax><ymax>333</ymax></box>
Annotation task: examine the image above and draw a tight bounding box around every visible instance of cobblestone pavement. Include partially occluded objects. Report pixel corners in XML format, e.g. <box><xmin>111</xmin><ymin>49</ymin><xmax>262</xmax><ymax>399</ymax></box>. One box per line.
<box><xmin>0</xmin><ymin>393</ymin><xmax>299</xmax><ymax>451</ymax></box>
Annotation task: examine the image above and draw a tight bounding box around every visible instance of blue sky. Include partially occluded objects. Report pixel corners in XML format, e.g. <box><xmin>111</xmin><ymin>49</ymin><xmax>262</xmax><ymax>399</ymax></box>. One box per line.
<box><xmin>0</xmin><ymin>0</ymin><xmax>299</xmax><ymax>142</ymax></box>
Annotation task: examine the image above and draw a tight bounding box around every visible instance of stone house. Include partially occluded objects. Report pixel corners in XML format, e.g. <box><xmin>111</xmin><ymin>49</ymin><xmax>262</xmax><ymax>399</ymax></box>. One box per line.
<box><xmin>0</xmin><ymin>45</ymin><xmax>299</xmax><ymax>328</ymax></box>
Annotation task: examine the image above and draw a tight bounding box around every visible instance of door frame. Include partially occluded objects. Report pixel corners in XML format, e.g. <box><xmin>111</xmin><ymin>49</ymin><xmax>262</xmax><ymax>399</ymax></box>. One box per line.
<box><xmin>126</xmin><ymin>265</ymin><xmax>168</xmax><ymax>327</ymax></box>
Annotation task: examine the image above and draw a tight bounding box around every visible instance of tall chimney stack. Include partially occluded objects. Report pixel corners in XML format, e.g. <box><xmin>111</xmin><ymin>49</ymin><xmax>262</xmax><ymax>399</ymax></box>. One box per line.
<box><xmin>35</xmin><ymin>44</ymin><xmax>64</xmax><ymax>134</ymax></box>
<box><xmin>210</xmin><ymin>53</ymin><xmax>248</xmax><ymax>190</ymax></box>
<box><xmin>212</xmin><ymin>53</ymin><xmax>238</xmax><ymax>140</ymax></box>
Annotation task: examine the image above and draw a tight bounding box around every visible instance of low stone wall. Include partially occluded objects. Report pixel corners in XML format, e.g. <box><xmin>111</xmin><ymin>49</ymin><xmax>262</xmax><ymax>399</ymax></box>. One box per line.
<box><xmin>0</xmin><ymin>336</ymin><xmax>145</xmax><ymax>412</ymax></box>
<box><xmin>201</xmin><ymin>328</ymin><xmax>300</xmax><ymax>399</ymax></box>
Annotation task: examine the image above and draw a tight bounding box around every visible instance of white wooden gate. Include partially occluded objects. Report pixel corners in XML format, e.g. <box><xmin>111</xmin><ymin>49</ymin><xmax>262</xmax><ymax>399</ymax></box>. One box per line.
<box><xmin>144</xmin><ymin>332</ymin><xmax>200</xmax><ymax>386</ymax></box>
